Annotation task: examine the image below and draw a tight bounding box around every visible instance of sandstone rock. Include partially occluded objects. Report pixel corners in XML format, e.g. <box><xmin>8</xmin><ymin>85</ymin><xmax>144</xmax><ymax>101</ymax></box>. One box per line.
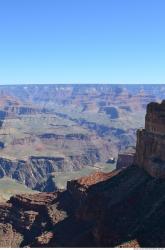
<box><xmin>116</xmin><ymin>239</ymin><xmax>140</xmax><ymax>247</ymax></box>
<box><xmin>0</xmin><ymin>165</ymin><xmax>165</xmax><ymax>247</ymax></box>
<box><xmin>145</xmin><ymin>100</ymin><xmax>165</xmax><ymax>134</ymax></box>
<box><xmin>69</xmin><ymin>170</ymin><xmax>119</xmax><ymax>187</ymax></box>
<box><xmin>9</xmin><ymin>192</ymin><xmax>57</xmax><ymax>210</ymax></box>
<box><xmin>135</xmin><ymin>100</ymin><xmax>165</xmax><ymax>178</ymax></box>
<box><xmin>0</xmin><ymin>223</ymin><xmax>23</xmax><ymax>248</ymax></box>
<box><xmin>35</xmin><ymin>231</ymin><xmax>54</xmax><ymax>245</ymax></box>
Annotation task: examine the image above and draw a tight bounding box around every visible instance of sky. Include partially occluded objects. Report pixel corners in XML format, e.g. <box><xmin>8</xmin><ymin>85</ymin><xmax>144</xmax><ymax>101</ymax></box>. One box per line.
<box><xmin>0</xmin><ymin>0</ymin><xmax>164</xmax><ymax>84</ymax></box>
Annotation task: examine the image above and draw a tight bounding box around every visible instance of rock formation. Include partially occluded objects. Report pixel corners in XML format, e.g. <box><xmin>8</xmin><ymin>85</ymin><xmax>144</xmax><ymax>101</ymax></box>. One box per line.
<box><xmin>0</xmin><ymin>164</ymin><xmax>165</xmax><ymax>247</ymax></box>
<box><xmin>135</xmin><ymin>100</ymin><xmax>165</xmax><ymax>178</ymax></box>
<box><xmin>116</xmin><ymin>146</ymin><xmax>135</xmax><ymax>169</ymax></box>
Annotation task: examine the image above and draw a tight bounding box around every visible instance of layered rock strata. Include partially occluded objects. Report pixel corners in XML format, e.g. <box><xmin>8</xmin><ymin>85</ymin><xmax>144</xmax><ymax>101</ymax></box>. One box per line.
<box><xmin>0</xmin><ymin>100</ymin><xmax>164</xmax><ymax>247</ymax></box>
<box><xmin>135</xmin><ymin>100</ymin><xmax>165</xmax><ymax>178</ymax></box>
<box><xmin>1</xmin><ymin>165</ymin><xmax>165</xmax><ymax>247</ymax></box>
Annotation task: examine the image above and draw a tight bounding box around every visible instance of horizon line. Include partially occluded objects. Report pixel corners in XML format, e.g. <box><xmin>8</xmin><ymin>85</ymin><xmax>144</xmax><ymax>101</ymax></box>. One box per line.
<box><xmin>0</xmin><ymin>83</ymin><xmax>164</xmax><ymax>86</ymax></box>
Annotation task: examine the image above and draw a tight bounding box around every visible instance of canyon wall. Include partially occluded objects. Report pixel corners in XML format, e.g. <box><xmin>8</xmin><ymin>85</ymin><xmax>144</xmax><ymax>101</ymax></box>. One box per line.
<box><xmin>135</xmin><ymin>100</ymin><xmax>165</xmax><ymax>178</ymax></box>
<box><xmin>0</xmin><ymin>152</ymin><xmax>100</xmax><ymax>190</ymax></box>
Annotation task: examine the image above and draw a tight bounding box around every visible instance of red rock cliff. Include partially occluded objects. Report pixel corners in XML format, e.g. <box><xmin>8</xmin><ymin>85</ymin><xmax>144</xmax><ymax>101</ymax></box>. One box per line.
<box><xmin>135</xmin><ymin>100</ymin><xmax>165</xmax><ymax>178</ymax></box>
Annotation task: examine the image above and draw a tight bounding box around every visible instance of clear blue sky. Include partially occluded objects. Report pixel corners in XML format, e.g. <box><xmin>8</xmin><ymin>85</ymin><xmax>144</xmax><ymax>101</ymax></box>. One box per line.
<box><xmin>0</xmin><ymin>0</ymin><xmax>164</xmax><ymax>84</ymax></box>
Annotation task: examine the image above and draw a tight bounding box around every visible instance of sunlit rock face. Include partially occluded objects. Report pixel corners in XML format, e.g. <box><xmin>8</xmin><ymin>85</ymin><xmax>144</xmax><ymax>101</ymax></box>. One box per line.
<box><xmin>135</xmin><ymin>100</ymin><xmax>165</xmax><ymax>178</ymax></box>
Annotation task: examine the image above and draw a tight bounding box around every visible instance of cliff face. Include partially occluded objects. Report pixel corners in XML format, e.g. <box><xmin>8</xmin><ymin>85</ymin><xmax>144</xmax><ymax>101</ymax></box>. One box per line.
<box><xmin>0</xmin><ymin>146</ymin><xmax>100</xmax><ymax>191</ymax></box>
<box><xmin>135</xmin><ymin>100</ymin><xmax>165</xmax><ymax>178</ymax></box>
<box><xmin>0</xmin><ymin>157</ymin><xmax>68</xmax><ymax>189</ymax></box>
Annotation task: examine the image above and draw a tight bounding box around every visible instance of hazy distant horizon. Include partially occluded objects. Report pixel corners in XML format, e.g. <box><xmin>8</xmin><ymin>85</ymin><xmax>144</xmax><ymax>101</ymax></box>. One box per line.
<box><xmin>0</xmin><ymin>83</ymin><xmax>164</xmax><ymax>87</ymax></box>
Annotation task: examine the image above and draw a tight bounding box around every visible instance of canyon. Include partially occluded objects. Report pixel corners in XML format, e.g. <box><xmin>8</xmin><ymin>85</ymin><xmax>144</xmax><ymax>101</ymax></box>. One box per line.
<box><xmin>0</xmin><ymin>84</ymin><xmax>164</xmax><ymax>192</ymax></box>
<box><xmin>0</xmin><ymin>99</ymin><xmax>164</xmax><ymax>247</ymax></box>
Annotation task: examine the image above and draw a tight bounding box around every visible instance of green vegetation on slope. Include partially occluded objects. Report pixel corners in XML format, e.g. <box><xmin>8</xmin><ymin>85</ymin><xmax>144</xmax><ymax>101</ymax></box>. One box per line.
<box><xmin>0</xmin><ymin>177</ymin><xmax>37</xmax><ymax>201</ymax></box>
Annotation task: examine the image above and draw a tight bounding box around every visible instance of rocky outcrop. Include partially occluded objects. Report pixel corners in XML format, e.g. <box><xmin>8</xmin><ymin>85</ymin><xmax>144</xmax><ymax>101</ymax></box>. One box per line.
<box><xmin>0</xmin><ymin>223</ymin><xmax>23</xmax><ymax>247</ymax></box>
<box><xmin>0</xmin><ymin>192</ymin><xmax>60</xmax><ymax>247</ymax></box>
<box><xmin>1</xmin><ymin>164</ymin><xmax>165</xmax><ymax>247</ymax></box>
<box><xmin>68</xmin><ymin>170</ymin><xmax>119</xmax><ymax>189</ymax></box>
<box><xmin>135</xmin><ymin>100</ymin><xmax>165</xmax><ymax>178</ymax></box>
<box><xmin>116</xmin><ymin>147</ymin><xmax>135</xmax><ymax>169</ymax></box>
<box><xmin>116</xmin><ymin>153</ymin><xmax>135</xmax><ymax>169</ymax></box>
<box><xmin>145</xmin><ymin>100</ymin><xmax>165</xmax><ymax>134</ymax></box>
<box><xmin>67</xmin><ymin>170</ymin><xmax>120</xmax><ymax>207</ymax></box>
<box><xmin>0</xmin><ymin>171</ymin><xmax>123</xmax><ymax>248</ymax></box>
